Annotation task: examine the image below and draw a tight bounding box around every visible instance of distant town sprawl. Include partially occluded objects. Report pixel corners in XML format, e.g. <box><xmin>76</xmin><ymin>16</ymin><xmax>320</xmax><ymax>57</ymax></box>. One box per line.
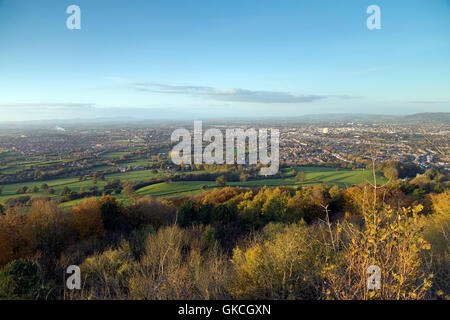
<box><xmin>0</xmin><ymin>116</ymin><xmax>447</xmax><ymax>186</ymax></box>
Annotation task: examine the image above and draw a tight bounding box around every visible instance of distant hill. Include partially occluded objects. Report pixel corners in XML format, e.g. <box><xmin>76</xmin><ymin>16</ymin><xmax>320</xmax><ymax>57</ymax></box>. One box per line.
<box><xmin>289</xmin><ymin>112</ymin><xmax>450</xmax><ymax>124</ymax></box>
<box><xmin>0</xmin><ymin>112</ymin><xmax>448</xmax><ymax>129</ymax></box>
<box><xmin>403</xmin><ymin>112</ymin><xmax>450</xmax><ymax>122</ymax></box>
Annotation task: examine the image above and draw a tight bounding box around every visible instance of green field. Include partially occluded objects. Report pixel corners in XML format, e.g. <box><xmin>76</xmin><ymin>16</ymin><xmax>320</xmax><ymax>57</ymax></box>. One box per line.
<box><xmin>101</xmin><ymin>151</ymin><xmax>130</xmax><ymax>159</ymax></box>
<box><xmin>0</xmin><ymin>169</ymin><xmax>167</xmax><ymax>204</ymax></box>
<box><xmin>0</xmin><ymin>166</ymin><xmax>386</xmax><ymax>205</ymax></box>
<box><xmin>136</xmin><ymin>167</ymin><xmax>387</xmax><ymax>199</ymax></box>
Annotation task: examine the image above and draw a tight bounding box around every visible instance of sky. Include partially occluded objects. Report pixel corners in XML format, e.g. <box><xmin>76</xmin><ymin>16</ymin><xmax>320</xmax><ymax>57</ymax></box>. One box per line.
<box><xmin>0</xmin><ymin>0</ymin><xmax>449</xmax><ymax>121</ymax></box>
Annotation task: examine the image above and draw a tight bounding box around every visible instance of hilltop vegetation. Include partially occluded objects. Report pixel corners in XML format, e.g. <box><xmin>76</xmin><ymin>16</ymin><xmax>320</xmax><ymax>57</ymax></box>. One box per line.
<box><xmin>0</xmin><ymin>170</ymin><xmax>448</xmax><ymax>300</ymax></box>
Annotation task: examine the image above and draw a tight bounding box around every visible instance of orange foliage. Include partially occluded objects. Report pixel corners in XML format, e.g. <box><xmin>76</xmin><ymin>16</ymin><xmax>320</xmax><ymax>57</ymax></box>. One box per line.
<box><xmin>0</xmin><ymin>208</ymin><xmax>31</xmax><ymax>266</ymax></box>
<box><xmin>71</xmin><ymin>198</ymin><xmax>105</xmax><ymax>239</ymax></box>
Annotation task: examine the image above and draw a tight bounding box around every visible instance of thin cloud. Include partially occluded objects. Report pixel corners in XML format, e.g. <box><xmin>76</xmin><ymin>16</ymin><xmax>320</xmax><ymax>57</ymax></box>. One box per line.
<box><xmin>0</xmin><ymin>103</ymin><xmax>96</xmax><ymax>110</ymax></box>
<box><xmin>132</xmin><ymin>82</ymin><xmax>358</xmax><ymax>104</ymax></box>
<box><xmin>408</xmin><ymin>100</ymin><xmax>449</xmax><ymax>104</ymax></box>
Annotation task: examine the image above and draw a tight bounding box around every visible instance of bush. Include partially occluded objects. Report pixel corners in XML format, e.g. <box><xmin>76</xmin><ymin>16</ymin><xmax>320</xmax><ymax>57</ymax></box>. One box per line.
<box><xmin>128</xmin><ymin>225</ymin><xmax>231</xmax><ymax>299</ymax></box>
<box><xmin>323</xmin><ymin>205</ymin><xmax>433</xmax><ymax>300</ymax></box>
<box><xmin>0</xmin><ymin>259</ymin><xmax>51</xmax><ymax>300</ymax></box>
<box><xmin>230</xmin><ymin>222</ymin><xmax>326</xmax><ymax>299</ymax></box>
<box><xmin>78</xmin><ymin>242</ymin><xmax>134</xmax><ymax>300</ymax></box>
<box><xmin>419</xmin><ymin>195</ymin><xmax>450</xmax><ymax>298</ymax></box>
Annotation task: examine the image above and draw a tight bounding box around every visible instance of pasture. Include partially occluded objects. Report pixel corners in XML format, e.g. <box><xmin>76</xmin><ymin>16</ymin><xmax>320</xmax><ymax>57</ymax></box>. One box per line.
<box><xmin>0</xmin><ymin>166</ymin><xmax>386</xmax><ymax>205</ymax></box>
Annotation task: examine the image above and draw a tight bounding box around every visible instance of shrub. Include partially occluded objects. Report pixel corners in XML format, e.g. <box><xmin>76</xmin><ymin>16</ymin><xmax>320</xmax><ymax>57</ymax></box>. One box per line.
<box><xmin>229</xmin><ymin>222</ymin><xmax>326</xmax><ymax>299</ymax></box>
<box><xmin>0</xmin><ymin>259</ymin><xmax>51</xmax><ymax>300</ymax></box>
<box><xmin>323</xmin><ymin>205</ymin><xmax>433</xmax><ymax>300</ymax></box>
<box><xmin>78</xmin><ymin>242</ymin><xmax>134</xmax><ymax>300</ymax></box>
<box><xmin>419</xmin><ymin>195</ymin><xmax>450</xmax><ymax>298</ymax></box>
<box><xmin>128</xmin><ymin>225</ymin><xmax>231</xmax><ymax>299</ymax></box>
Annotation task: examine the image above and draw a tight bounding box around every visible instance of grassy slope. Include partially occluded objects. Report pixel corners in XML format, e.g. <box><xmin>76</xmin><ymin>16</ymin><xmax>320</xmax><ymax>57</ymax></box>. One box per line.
<box><xmin>0</xmin><ymin>166</ymin><xmax>386</xmax><ymax>205</ymax></box>
<box><xmin>136</xmin><ymin>167</ymin><xmax>387</xmax><ymax>199</ymax></box>
<box><xmin>0</xmin><ymin>169</ymin><xmax>167</xmax><ymax>204</ymax></box>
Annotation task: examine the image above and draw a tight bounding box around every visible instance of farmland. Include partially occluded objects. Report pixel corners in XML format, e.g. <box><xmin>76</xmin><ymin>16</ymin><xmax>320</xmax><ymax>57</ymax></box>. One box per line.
<box><xmin>0</xmin><ymin>168</ymin><xmax>167</xmax><ymax>205</ymax></box>
<box><xmin>0</xmin><ymin>165</ymin><xmax>386</xmax><ymax>205</ymax></box>
<box><xmin>136</xmin><ymin>166</ymin><xmax>386</xmax><ymax>198</ymax></box>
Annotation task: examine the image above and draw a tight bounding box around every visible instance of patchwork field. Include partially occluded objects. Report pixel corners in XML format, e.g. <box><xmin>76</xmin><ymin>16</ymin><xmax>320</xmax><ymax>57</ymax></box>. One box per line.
<box><xmin>136</xmin><ymin>166</ymin><xmax>387</xmax><ymax>199</ymax></box>
<box><xmin>0</xmin><ymin>165</ymin><xmax>386</xmax><ymax>205</ymax></box>
<box><xmin>0</xmin><ymin>169</ymin><xmax>167</xmax><ymax>204</ymax></box>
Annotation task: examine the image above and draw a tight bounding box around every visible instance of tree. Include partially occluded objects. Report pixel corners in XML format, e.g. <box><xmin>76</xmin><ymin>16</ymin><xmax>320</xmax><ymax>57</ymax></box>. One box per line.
<box><xmin>26</xmin><ymin>200</ymin><xmax>74</xmax><ymax>273</ymax></box>
<box><xmin>383</xmin><ymin>166</ymin><xmax>399</xmax><ymax>181</ymax></box>
<box><xmin>98</xmin><ymin>195</ymin><xmax>126</xmax><ymax>232</ymax></box>
<box><xmin>126</xmin><ymin>197</ymin><xmax>176</xmax><ymax>230</ymax></box>
<box><xmin>71</xmin><ymin>198</ymin><xmax>104</xmax><ymax>239</ymax></box>
<box><xmin>61</xmin><ymin>186</ymin><xmax>71</xmax><ymax>197</ymax></box>
<box><xmin>17</xmin><ymin>186</ymin><xmax>28</xmax><ymax>194</ymax></box>
<box><xmin>123</xmin><ymin>181</ymin><xmax>136</xmax><ymax>199</ymax></box>
<box><xmin>0</xmin><ymin>209</ymin><xmax>31</xmax><ymax>266</ymax></box>
<box><xmin>430</xmin><ymin>191</ymin><xmax>450</xmax><ymax>216</ymax></box>
<box><xmin>433</xmin><ymin>183</ymin><xmax>444</xmax><ymax>194</ymax></box>
<box><xmin>104</xmin><ymin>179</ymin><xmax>122</xmax><ymax>195</ymax></box>
<box><xmin>296</xmin><ymin>171</ymin><xmax>306</xmax><ymax>182</ymax></box>
<box><xmin>239</xmin><ymin>173</ymin><xmax>248</xmax><ymax>182</ymax></box>
<box><xmin>40</xmin><ymin>183</ymin><xmax>49</xmax><ymax>191</ymax></box>
<box><xmin>211</xmin><ymin>203</ymin><xmax>238</xmax><ymax>224</ymax></box>
<box><xmin>329</xmin><ymin>185</ymin><xmax>341</xmax><ymax>199</ymax></box>
<box><xmin>0</xmin><ymin>185</ymin><xmax>3</xmax><ymax>195</ymax></box>
<box><xmin>216</xmin><ymin>175</ymin><xmax>227</xmax><ymax>187</ymax></box>
<box><xmin>177</xmin><ymin>200</ymin><xmax>196</xmax><ymax>227</ymax></box>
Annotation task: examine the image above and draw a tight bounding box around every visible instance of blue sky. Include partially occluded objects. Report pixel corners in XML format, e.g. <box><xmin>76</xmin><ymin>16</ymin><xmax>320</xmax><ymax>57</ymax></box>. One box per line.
<box><xmin>0</xmin><ymin>0</ymin><xmax>449</xmax><ymax>121</ymax></box>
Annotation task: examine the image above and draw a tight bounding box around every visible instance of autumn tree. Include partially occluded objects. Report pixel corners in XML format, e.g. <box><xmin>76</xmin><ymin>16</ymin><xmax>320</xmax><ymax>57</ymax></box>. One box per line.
<box><xmin>216</xmin><ymin>175</ymin><xmax>227</xmax><ymax>187</ymax></box>
<box><xmin>296</xmin><ymin>171</ymin><xmax>306</xmax><ymax>182</ymax></box>
<box><xmin>126</xmin><ymin>196</ymin><xmax>176</xmax><ymax>230</ymax></box>
<box><xmin>71</xmin><ymin>198</ymin><xmax>105</xmax><ymax>240</ymax></box>
<box><xmin>0</xmin><ymin>208</ymin><xmax>31</xmax><ymax>266</ymax></box>
<box><xmin>26</xmin><ymin>200</ymin><xmax>75</xmax><ymax>277</ymax></box>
